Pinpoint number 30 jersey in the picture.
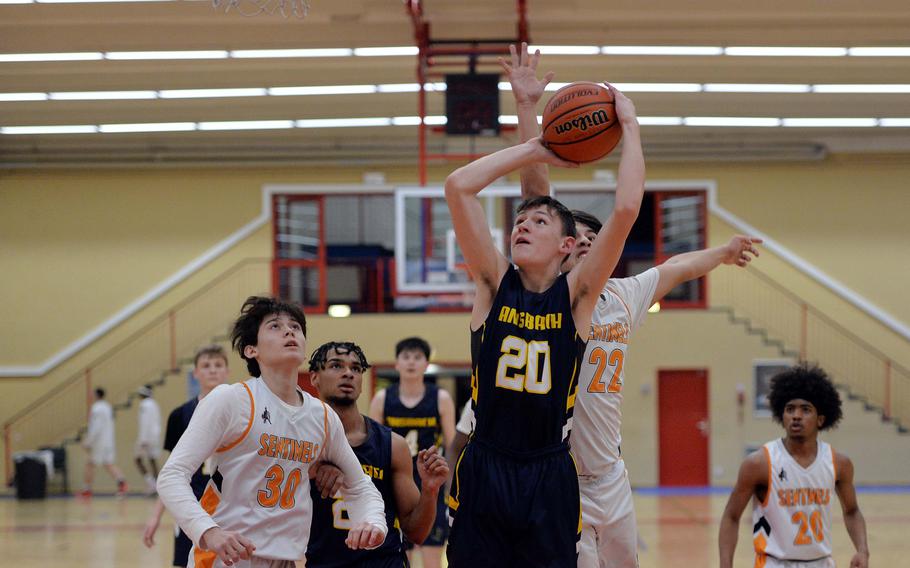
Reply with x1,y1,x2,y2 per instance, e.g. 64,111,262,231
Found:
471,265,585,456
570,268,659,477
752,438,836,562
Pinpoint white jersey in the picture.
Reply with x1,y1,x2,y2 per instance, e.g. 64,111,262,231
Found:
752,438,836,562
571,268,659,477
136,397,161,447
158,377,387,563
455,400,474,436
85,400,115,450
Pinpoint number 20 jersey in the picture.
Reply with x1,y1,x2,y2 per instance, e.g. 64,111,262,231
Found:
471,266,586,456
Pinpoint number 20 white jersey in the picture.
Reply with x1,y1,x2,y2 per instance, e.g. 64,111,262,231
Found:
570,268,659,477
752,438,836,562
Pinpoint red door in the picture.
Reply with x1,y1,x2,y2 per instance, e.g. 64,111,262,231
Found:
658,369,709,486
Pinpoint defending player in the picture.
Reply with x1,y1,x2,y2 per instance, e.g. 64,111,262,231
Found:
307,341,449,568
369,336,455,568
443,73,644,566
718,365,869,568
157,297,387,568
503,42,763,567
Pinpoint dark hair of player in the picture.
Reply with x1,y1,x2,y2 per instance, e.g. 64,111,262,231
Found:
395,336,431,359
768,364,843,431
230,296,307,377
194,344,228,367
516,196,578,239
571,210,603,235
95,387,105,399
308,341,371,373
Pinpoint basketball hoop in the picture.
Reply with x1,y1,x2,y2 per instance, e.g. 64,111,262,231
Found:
212,0,309,18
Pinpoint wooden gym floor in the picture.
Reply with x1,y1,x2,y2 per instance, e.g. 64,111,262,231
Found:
1,489,906,567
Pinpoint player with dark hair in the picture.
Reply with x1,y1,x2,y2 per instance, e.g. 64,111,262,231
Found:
719,365,869,568
158,296,387,568
369,336,455,568
442,50,645,565
307,341,449,568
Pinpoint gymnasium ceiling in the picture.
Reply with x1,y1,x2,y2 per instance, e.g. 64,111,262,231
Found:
2,0,910,167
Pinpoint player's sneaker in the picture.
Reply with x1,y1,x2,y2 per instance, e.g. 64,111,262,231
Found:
78,489,92,498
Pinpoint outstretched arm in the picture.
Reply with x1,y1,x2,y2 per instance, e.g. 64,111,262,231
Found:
500,42,555,198
569,86,644,334
653,235,762,304
445,139,577,327
834,454,870,568
719,450,768,568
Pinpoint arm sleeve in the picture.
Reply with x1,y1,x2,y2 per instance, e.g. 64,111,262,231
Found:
455,401,475,435
322,408,387,536
608,268,661,331
156,385,249,547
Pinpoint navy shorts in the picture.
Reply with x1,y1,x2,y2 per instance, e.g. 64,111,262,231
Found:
446,440,580,568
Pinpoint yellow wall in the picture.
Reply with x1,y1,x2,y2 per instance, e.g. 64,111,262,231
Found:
3,154,910,489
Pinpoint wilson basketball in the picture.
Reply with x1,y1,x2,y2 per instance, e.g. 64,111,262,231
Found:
542,82,621,163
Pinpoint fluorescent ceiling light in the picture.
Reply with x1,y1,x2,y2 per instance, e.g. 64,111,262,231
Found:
197,120,295,131
498,115,519,125
269,85,376,96
530,45,600,55
327,304,352,318
638,116,684,126
0,0,33,4
880,118,910,127
296,118,391,128
613,83,701,92
99,122,196,133
50,90,157,100
0,93,48,101
0,52,103,62
848,47,910,57
160,88,267,99
685,117,781,127
353,47,418,57
36,0,173,3
813,84,910,93
423,115,447,126
704,83,811,93
725,46,848,57
782,118,878,127
106,51,229,60
391,116,422,126
231,48,353,58
602,46,723,56
377,83,421,93
1,125,97,134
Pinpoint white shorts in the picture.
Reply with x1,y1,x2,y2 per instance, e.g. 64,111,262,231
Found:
187,549,296,568
578,460,638,568
90,444,115,466
134,440,161,460
758,555,835,568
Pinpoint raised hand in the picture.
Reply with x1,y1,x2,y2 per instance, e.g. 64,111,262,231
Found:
200,527,256,567
605,83,638,125
722,235,763,267
500,42,555,106
416,446,450,492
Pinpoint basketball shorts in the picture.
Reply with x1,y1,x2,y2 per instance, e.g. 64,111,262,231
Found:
755,555,835,568
135,440,161,460
446,440,580,568
577,460,638,568
90,443,115,466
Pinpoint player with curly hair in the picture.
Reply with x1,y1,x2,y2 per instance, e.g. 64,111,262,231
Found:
719,364,869,568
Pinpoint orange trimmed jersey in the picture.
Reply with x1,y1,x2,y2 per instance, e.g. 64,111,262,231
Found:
752,438,836,564
470,266,585,455
570,269,659,476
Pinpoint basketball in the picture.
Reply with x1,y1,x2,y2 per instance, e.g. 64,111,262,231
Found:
542,81,621,163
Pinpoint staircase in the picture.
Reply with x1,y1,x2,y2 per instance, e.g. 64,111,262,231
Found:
712,265,910,434
3,258,270,485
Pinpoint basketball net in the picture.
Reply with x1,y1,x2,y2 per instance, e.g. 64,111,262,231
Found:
212,0,309,18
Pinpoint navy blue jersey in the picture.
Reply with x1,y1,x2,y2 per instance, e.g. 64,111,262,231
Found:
470,265,585,456
164,398,210,500
307,416,405,568
383,383,442,459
